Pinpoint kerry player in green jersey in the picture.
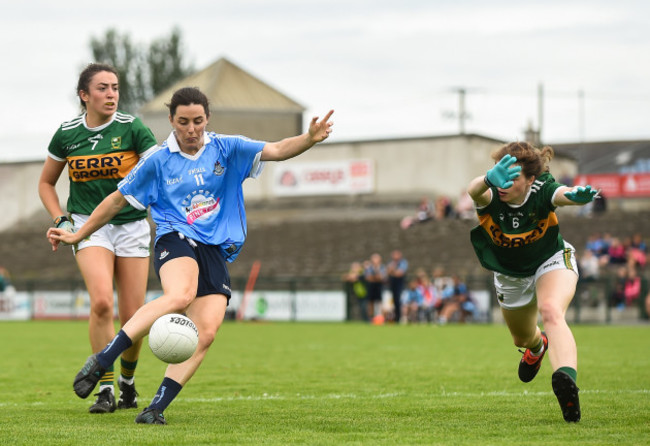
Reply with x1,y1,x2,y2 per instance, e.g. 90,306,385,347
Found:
468,141,598,423
38,63,158,414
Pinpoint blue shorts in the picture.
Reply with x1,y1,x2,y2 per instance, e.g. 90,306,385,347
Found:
153,232,232,301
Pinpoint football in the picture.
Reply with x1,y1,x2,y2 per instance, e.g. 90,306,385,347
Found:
148,313,199,364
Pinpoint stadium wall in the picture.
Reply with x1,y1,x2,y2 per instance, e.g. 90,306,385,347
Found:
0,160,68,232
0,134,578,231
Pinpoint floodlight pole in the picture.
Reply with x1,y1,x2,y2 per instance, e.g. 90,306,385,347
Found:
578,89,585,142
538,83,544,144
458,88,466,135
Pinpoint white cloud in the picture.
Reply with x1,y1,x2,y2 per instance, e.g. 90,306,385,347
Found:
1,1,649,161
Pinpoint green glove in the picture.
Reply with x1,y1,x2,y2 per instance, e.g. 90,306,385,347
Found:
564,185,598,204
485,154,522,189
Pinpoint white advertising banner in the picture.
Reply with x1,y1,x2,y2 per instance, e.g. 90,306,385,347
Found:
2,289,344,321
0,288,30,320
273,159,374,196
230,290,346,321
33,290,94,319
31,290,164,320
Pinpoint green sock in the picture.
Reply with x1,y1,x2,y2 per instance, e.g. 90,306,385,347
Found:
98,365,114,390
120,358,138,384
557,366,577,383
531,337,544,356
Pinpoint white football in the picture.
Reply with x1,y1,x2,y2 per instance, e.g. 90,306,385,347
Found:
148,313,199,364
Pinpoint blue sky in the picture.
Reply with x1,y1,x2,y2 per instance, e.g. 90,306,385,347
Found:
1,0,649,161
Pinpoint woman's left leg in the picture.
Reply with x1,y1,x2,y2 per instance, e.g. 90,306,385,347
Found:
536,268,581,422
535,269,578,370
134,294,227,425
114,256,149,362
164,293,228,385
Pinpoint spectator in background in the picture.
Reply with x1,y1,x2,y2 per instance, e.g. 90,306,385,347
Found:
607,237,627,265
343,261,369,322
596,232,614,266
611,267,627,308
585,232,605,256
578,250,600,282
455,190,476,220
592,190,607,214
559,172,573,187
623,265,643,308
611,264,642,309
387,250,408,323
434,195,453,220
364,253,387,319
0,266,10,292
431,266,454,302
438,274,475,324
402,278,424,323
627,234,647,268
413,267,439,323
630,233,647,253
400,196,433,229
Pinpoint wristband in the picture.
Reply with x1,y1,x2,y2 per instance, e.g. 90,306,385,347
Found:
484,175,494,188
54,215,69,228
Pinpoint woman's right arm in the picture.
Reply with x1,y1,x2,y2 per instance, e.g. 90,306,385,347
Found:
38,157,67,219
467,175,492,207
47,190,128,250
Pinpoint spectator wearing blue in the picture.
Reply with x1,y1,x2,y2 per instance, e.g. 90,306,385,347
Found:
387,250,408,323
402,278,424,323
364,253,387,320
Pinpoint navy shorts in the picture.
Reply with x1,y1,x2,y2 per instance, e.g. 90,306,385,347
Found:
153,232,232,301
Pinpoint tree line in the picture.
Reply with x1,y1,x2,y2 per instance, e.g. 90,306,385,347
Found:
89,27,194,114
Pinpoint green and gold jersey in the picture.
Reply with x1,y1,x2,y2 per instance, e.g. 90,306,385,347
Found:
470,172,564,277
48,111,157,225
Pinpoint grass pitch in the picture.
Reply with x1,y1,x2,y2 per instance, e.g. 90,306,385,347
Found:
0,321,648,445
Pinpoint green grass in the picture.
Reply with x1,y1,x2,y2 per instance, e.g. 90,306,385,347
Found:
0,321,648,445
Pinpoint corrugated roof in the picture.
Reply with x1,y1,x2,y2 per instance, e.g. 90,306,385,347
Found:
553,140,650,174
140,57,305,114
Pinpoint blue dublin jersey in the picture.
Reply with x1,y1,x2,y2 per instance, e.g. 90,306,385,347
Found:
118,131,265,261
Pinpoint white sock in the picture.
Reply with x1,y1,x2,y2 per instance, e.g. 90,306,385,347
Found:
99,384,114,394
119,376,134,385
531,340,545,356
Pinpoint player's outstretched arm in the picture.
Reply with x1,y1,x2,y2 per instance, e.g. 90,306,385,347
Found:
554,184,599,207
261,110,334,161
467,175,492,207
47,190,128,251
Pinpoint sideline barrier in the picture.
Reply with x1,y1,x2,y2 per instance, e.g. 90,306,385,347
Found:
1,276,645,323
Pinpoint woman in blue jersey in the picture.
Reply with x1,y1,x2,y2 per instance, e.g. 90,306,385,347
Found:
468,141,597,422
39,63,158,414
47,87,334,425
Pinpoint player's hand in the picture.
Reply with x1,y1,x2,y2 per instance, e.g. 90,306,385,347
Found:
485,154,522,189
47,227,81,251
307,110,334,144
48,217,79,251
564,185,599,204
54,216,77,246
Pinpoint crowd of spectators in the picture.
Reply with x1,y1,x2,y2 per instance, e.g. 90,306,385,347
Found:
579,232,648,310
343,251,476,324
400,193,476,229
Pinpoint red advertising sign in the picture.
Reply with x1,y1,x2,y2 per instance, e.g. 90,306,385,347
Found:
573,173,650,198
